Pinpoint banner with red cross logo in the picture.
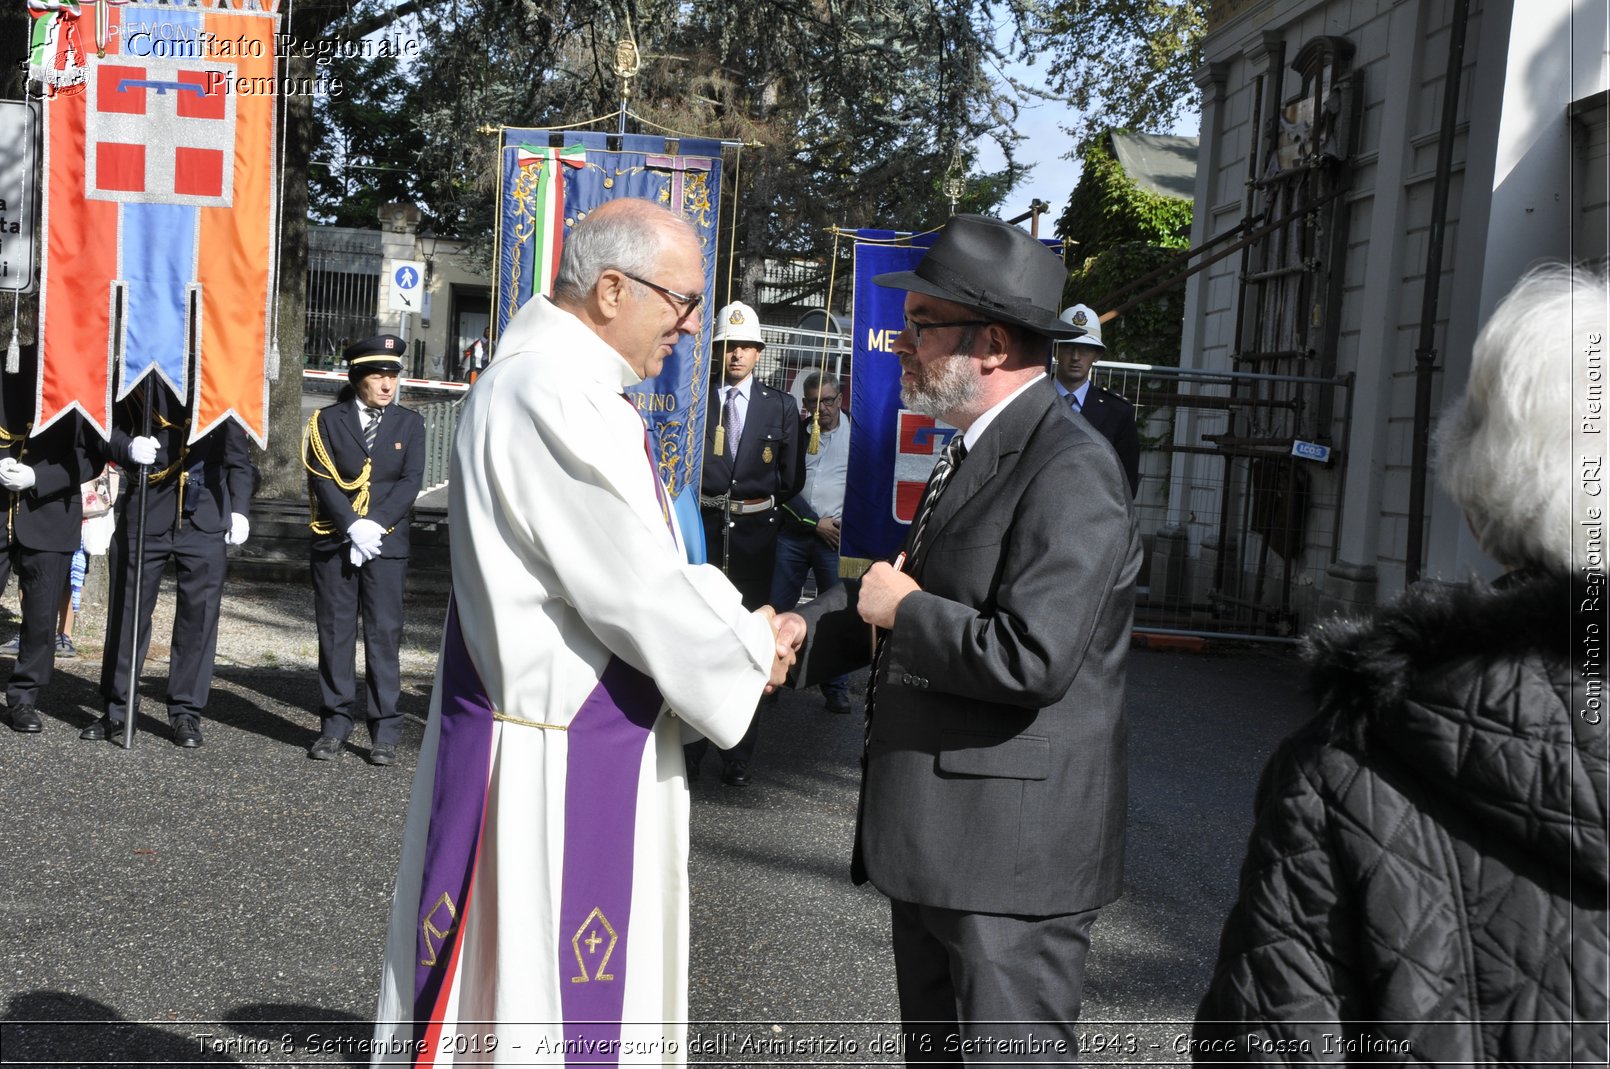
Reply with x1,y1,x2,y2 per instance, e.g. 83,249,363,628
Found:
38,0,279,444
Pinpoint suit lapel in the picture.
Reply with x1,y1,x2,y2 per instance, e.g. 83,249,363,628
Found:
925,381,1052,538
331,399,366,458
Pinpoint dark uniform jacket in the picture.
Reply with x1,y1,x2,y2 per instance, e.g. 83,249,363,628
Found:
699,378,804,583
1194,570,1608,1064
700,378,803,507
1077,383,1140,497
796,380,1142,916
109,385,253,535
305,398,426,557
0,349,100,552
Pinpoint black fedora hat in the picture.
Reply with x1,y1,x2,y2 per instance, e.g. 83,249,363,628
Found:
873,215,1084,340
343,334,407,378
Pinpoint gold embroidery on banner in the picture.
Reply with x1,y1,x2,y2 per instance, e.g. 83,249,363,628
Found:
569,907,619,983
419,892,457,967
492,711,569,731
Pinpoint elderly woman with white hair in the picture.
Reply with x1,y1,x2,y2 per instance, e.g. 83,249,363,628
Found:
1192,265,1608,1064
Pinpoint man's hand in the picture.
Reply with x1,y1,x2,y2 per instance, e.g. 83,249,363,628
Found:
815,515,841,550
756,606,805,692
0,459,36,492
857,561,918,630
127,436,159,466
348,545,367,568
348,518,385,560
225,512,251,546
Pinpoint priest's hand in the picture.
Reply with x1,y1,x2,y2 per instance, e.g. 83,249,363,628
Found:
756,607,801,692
857,562,918,630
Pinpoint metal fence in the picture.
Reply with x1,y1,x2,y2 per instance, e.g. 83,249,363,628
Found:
412,398,462,492
1094,361,1353,640
305,229,382,370
755,323,853,396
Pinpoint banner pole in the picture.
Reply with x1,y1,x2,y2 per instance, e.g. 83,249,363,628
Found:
118,392,151,750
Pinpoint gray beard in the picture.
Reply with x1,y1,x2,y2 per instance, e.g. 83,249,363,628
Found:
901,352,980,418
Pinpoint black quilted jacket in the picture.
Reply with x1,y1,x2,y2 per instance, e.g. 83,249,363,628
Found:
1194,570,1608,1064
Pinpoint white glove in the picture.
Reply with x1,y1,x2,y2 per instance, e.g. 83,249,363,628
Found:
349,544,367,568
127,436,159,466
225,512,250,545
0,459,36,492
347,518,385,558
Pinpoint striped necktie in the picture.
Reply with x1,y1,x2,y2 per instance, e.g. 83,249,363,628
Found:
723,387,743,453
904,434,967,572
864,434,967,736
1069,391,1082,413
363,405,382,451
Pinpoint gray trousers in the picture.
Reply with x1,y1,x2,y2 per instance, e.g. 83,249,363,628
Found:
890,897,1099,1065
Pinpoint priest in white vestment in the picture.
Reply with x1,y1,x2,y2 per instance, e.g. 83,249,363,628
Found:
372,200,786,1066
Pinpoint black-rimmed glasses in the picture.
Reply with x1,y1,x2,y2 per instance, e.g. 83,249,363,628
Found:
902,315,992,345
621,271,703,320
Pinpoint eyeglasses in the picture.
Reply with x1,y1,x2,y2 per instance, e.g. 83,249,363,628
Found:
620,271,703,320
902,315,992,346
803,395,840,408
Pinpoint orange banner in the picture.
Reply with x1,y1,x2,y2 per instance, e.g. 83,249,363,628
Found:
37,1,279,445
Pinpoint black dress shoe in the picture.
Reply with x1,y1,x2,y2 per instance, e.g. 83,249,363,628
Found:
8,704,41,733
172,717,203,748
367,746,396,767
308,736,343,761
721,761,752,787
79,717,125,741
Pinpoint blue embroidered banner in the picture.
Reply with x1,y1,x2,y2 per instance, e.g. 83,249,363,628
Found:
495,131,725,560
840,229,1066,570
841,233,943,569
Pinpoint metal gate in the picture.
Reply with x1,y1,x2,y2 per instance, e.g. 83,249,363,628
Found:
1097,361,1353,640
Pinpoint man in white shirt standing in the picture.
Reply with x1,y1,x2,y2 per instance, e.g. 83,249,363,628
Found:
771,370,853,714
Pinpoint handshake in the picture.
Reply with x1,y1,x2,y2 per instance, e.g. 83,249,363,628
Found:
756,607,808,691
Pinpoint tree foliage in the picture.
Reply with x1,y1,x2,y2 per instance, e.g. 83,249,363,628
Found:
309,0,1036,307
1061,135,1191,365
1024,0,1207,143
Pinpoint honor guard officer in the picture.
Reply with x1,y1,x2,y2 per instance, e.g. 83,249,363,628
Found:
79,382,254,747
303,335,425,766
1052,304,1140,497
0,344,103,734
689,300,803,786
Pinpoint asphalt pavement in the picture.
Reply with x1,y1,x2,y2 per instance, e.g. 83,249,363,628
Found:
0,575,1313,1067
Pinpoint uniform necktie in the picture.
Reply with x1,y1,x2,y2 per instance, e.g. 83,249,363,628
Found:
363,405,382,451
723,387,743,454
864,433,967,736
1069,392,1083,413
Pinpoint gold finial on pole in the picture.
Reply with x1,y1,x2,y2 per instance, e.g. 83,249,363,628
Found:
942,144,966,215
614,18,642,137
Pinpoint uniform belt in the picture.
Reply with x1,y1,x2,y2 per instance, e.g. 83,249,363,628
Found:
699,494,775,515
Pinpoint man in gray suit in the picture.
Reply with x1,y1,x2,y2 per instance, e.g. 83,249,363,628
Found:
775,215,1142,1061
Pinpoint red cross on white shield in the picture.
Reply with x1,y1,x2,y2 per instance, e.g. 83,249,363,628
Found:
84,55,236,206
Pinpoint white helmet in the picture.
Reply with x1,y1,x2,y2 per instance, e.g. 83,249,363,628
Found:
1059,304,1104,348
712,301,766,348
